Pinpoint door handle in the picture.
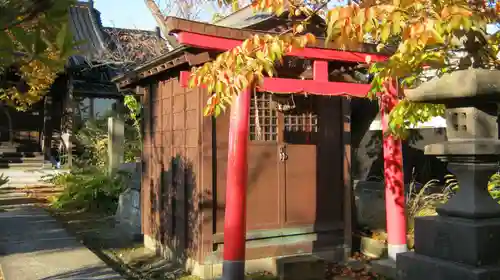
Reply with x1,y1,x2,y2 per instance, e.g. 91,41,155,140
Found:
279,146,288,162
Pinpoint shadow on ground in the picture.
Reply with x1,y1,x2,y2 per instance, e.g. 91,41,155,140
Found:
0,208,80,256
0,205,124,280
40,265,123,280
49,208,190,279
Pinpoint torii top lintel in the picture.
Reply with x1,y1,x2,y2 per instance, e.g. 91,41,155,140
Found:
165,17,389,63
167,17,390,97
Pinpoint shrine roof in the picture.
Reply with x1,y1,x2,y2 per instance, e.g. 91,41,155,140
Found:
213,5,279,28
213,4,325,29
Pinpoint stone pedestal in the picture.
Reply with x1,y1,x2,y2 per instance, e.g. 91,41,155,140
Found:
115,161,142,240
414,216,500,265
398,252,500,280
397,69,500,280
398,213,500,279
108,117,125,175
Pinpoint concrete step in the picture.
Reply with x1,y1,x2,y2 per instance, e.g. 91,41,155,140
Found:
0,169,68,188
4,182,54,187
1,174,54,181
0,192,28,198
0,162,45,169
3,183,54,189
1,169,65,176
0,156,45,163
0,147,18,153
0,152,44,158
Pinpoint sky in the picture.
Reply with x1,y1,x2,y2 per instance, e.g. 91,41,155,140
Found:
94,0,158,30
95,0,500,34
94,0,214,30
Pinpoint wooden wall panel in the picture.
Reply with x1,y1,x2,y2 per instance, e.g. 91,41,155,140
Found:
141,76,206,263
141,85,152,237
199,96,215,263
160,80,174,245
151,82,162,242
141,74,350,264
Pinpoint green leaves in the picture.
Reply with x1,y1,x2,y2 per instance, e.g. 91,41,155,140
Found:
380,24,391,42
387,99,445,138
55,23,76,59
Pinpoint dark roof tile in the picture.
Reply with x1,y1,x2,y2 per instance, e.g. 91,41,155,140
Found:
101,27,170,68
67,2,107,67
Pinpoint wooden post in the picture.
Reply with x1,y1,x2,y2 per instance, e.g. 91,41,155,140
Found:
342,97,353,260
381,79,407,260
42,95,53,163
66,75,74,168
222,88,251,280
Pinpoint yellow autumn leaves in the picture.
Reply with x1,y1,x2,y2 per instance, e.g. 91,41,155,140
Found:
188,0,499,138
190,33,315,116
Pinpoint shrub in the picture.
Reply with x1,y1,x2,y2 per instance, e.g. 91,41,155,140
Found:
488,173,500,201
74,111,141,168
75,118,109,167
406,178,452,235
44,168,130,213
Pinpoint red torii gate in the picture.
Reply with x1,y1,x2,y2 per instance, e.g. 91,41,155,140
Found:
176,30,406,279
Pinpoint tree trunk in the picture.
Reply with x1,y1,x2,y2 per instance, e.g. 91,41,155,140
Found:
144,0,176,49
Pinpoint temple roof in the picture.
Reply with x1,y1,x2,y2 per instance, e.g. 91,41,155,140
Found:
67,2,170,71
67,2,107,67
101,27,170,70
66,1,172,96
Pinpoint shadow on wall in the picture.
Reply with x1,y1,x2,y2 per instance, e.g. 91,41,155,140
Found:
147,154,225,267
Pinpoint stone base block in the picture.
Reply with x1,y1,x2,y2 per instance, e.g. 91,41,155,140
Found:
371,258,396,279
397,252,500,280
414,216,500,266
144,234,344,279
277,255,326,280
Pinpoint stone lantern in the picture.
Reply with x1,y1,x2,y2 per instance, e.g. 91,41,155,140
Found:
397,69,500,279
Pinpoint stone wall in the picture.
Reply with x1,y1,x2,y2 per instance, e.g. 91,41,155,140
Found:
115,161,142,240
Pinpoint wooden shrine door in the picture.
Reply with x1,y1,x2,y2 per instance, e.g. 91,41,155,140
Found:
216,93,345,237
278,95,344,231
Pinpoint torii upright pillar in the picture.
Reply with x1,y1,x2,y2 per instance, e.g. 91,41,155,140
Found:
381,79,408,261
222,88,252,280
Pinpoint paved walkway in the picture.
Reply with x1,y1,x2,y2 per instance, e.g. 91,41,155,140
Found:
0,205,123,280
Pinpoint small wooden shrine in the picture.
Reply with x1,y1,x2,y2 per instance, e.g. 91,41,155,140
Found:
114,8,392,278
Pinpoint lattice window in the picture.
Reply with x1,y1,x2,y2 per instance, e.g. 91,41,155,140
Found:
284,113,318,133
284,96,318,133
283,96,319,144
250,93,277,141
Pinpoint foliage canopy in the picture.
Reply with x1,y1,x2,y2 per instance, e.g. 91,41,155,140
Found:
0,0,76,110
189,0,500,138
